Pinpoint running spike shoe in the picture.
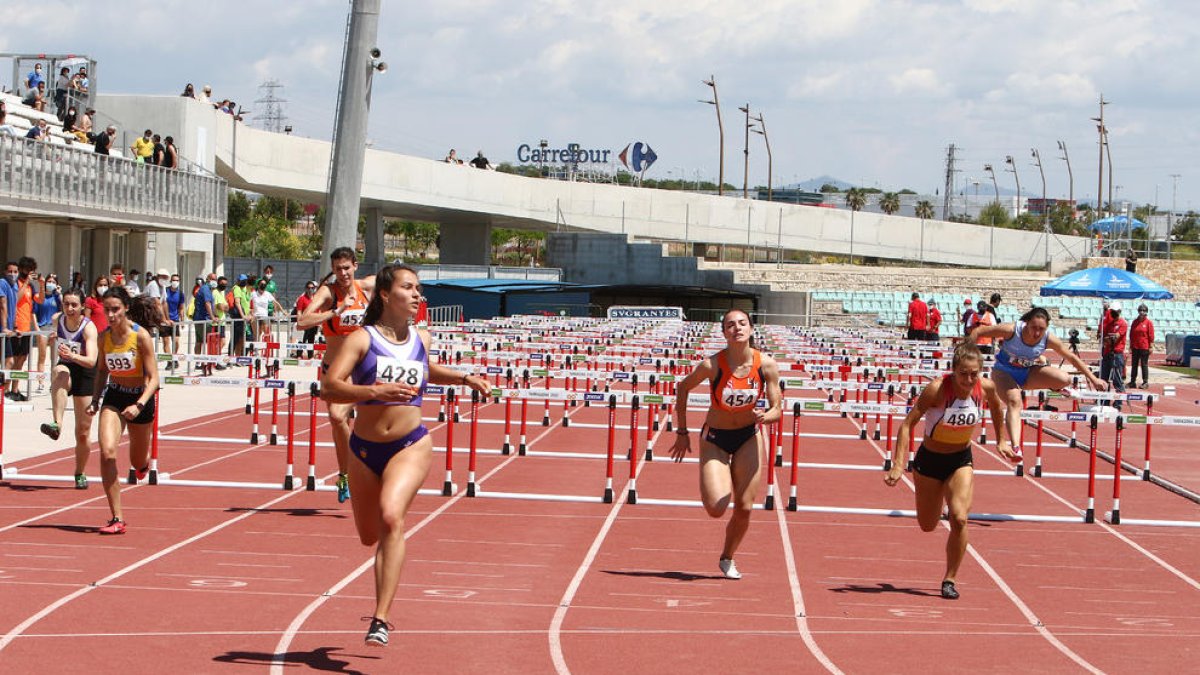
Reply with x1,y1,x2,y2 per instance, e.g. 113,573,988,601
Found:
99,518,126,535
336,473,351,503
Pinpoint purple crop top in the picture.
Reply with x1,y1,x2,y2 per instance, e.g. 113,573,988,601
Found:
350,325,429,406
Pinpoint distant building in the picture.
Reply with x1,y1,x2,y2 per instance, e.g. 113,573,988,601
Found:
1026,198,1076,217
756,188,825,205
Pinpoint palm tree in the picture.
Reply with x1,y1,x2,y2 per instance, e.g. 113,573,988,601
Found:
845,187,867,211
914,200,935,220
879,192,901,215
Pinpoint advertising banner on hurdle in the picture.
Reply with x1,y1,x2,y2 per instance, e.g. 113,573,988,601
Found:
606,306,685,320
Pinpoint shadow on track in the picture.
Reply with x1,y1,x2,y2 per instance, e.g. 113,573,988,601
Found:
601,570,726,581
0,483,70,492
18,523,100,534
829,582,940,597
213,646,378,673
224,507,348,519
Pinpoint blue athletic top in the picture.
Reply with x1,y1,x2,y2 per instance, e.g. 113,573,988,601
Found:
995,319,1049,370
350,325,428,406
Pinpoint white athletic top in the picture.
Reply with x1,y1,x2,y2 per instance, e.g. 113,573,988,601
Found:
924,375,984,447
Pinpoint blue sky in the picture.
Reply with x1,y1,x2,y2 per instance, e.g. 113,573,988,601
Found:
6,0,1197,212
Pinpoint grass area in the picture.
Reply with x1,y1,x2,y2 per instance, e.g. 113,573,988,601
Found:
1155,365,1198,378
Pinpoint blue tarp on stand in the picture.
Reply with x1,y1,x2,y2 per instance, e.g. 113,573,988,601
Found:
1087,215,1148,234
1039,267,1175,300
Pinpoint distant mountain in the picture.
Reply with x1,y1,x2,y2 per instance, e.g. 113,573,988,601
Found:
789,175,855,192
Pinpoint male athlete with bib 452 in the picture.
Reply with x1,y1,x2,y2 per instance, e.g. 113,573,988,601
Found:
296,247,376,503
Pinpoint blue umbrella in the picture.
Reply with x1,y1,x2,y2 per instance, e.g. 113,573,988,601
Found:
1087,215,1148,234
1039,267,1174,300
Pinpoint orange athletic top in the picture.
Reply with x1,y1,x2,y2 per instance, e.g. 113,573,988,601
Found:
710,350,764,412
322,280,369,338
15,279,37,332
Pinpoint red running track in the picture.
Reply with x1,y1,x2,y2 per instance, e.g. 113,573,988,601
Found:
1,386,1198,674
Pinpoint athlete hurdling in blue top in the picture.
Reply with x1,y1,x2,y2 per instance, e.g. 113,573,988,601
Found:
321,264,491,648
967,306,1107,454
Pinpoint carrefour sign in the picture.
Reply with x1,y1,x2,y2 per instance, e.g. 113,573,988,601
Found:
517,142,612,164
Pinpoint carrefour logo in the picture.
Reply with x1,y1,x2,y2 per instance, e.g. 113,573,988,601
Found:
619,142,657,173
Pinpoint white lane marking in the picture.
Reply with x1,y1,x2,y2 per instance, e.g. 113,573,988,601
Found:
154,572,303,582
409,559,549,568
848,414,1105,674
217,562,293,569
200,550,338,559
0,482,308,653
4,554,73,559
4,542,134,550
436,538,567,548
775,499,846,674
432,571,505,578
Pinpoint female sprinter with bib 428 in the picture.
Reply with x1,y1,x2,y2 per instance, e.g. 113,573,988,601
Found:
671,309,782,580
322,264,491,647
884,342,1014,599
88,287,162,534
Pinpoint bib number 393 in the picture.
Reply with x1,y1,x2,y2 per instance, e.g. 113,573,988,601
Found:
106,351,135,373
377,358,424,387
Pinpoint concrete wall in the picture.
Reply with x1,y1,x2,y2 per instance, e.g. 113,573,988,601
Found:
96,94,1096,269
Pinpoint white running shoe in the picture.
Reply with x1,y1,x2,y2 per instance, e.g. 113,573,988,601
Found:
719,558,741,580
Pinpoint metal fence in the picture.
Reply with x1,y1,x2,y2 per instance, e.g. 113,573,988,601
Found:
0,135,226,230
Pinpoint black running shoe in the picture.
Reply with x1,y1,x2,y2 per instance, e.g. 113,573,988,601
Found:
364,617,390,647
941,580,959,600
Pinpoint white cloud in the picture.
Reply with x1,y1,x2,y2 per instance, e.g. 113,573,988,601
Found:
890,68,941,95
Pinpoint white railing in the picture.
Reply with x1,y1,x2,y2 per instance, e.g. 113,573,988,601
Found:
0,135,226,230
427,304,464,325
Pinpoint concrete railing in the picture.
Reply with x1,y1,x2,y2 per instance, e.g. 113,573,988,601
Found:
0,134,226,232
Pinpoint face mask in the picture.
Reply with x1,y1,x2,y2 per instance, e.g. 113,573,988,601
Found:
6,273,17,283
96,285,109,295
113,275,124,284
46,283,57,293
170,281,180,289
208,280,218,289
218,283,228,291
264,274,272,280
238,280,246,287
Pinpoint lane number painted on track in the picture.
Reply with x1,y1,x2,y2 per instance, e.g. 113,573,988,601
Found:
423,589,477,599
888,608,943,619
188,579,248,588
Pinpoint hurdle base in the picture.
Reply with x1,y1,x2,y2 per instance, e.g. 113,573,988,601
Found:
1084,508,1095,524
126,468,138,485
872,430,881,441
774,453,783,468
763,494,775,511
1015,463,1024,477
149,469,159,486
787,495,798,511
1108,509,1121,525
883,458,892,472
442,480,457,496
518,442,527,456
562,416,570,428
284,475,295,491
438,412,446,422
858,428,867,440
603,487,614,504
270,433,278,446
501,442,511,456
249,433,259,445
1142,469,1151,481
1032,465,1043,478
467,482,477,497
306,475,317,491
244,404,252,415
627,487,638,504
541,416,550,427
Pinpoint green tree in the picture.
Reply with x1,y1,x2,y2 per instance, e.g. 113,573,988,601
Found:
819,183,842,193
914,200,935,220
977,202,1011,228
844,187,867,211
227,214,304,259
227,190,252,229
879,192,901,215
398,221,440,261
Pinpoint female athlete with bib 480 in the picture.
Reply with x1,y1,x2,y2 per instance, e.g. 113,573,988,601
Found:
297,246,376,503
671,309,782,580
322,264,491,647
885,342,1014,599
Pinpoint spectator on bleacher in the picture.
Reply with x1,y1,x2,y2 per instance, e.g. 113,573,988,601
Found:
1129,304,1154,389
25,63,44,92
151,134,164,165
1100,301,1128,393
197,85,213,106
906,292,928,341
62,106,80,137
83,275,110,333
131,129,154,164
986,293,1002,319
70,271,86,295
927,300,942,342
72,68,89,94
161,136,178,169
23,81,48,112
444,148,458,163
144,268,166,302
54,66,71,118
93,125,116,155
0,106,17,137
181,83,196,98
76,108,94,141
25,118,50,141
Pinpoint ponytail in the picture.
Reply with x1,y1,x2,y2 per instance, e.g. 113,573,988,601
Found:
362,264,419,327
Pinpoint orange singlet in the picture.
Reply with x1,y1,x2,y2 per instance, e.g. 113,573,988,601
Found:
322,280,369,338
710,350,764,412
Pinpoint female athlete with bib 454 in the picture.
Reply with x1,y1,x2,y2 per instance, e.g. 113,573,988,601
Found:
671,309,782,580
297,247,376,503
322,264,492,647
885,342,1014,599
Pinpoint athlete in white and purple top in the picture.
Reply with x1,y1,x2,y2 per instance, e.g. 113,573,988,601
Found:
321,264,492,648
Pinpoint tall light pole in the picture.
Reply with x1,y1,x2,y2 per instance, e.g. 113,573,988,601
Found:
1005,155,1021,219
751,112,772,202
1032,148,1049,265
700,77,724,195
322,0,385,263
738,103,751,199
984,164,999,204
1170,173,1182,233
1091,94,1108,218
1057,140,1074,221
